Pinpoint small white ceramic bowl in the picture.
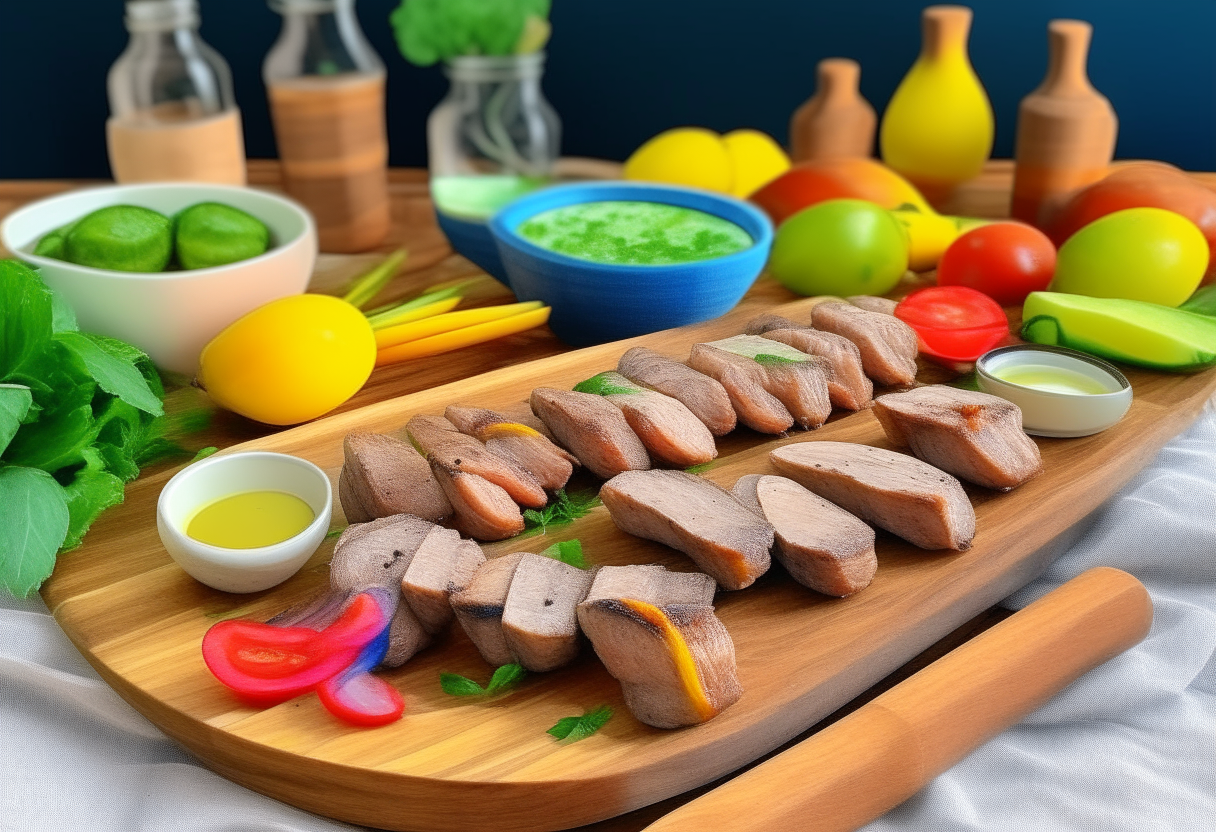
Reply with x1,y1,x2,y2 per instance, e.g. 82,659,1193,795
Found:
976,344,1133,438
0,182,317,375
157,451,332,593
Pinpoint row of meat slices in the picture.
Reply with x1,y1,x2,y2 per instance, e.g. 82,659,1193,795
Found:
339,298,929,542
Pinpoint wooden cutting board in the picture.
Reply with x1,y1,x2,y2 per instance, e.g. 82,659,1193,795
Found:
39,295,1216,832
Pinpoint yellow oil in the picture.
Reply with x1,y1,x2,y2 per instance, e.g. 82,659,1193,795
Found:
993,364,1111,395
186,490,314,549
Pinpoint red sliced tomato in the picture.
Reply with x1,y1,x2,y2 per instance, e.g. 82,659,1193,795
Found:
895,286,1011,363
201,589,394,707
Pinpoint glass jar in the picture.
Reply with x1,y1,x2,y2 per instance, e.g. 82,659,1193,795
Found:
106,0,246,185
428,53,561,221
264,0,390,253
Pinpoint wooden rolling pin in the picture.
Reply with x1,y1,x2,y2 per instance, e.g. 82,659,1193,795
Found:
644,566,1152,832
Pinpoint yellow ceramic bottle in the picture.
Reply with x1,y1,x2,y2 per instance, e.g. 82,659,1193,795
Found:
880,5,994,207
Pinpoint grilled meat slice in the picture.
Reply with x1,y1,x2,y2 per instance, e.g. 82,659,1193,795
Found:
617,346,737,436
530,387,651,479
811,301,919,387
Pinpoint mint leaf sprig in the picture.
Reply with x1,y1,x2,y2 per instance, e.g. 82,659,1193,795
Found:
522,488,601,536
548,705,614,742
440,663,527,697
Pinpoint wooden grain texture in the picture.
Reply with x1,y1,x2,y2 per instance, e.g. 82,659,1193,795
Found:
37,292,1216,832
643,566,1153,832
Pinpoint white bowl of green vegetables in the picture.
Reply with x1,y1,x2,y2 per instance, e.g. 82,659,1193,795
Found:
1,183,317,375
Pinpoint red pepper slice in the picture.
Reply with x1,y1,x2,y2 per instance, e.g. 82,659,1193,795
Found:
895,285,1011,363
201,589,394,707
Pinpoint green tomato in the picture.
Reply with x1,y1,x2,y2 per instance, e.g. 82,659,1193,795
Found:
1050,207,1207,307
768,199,909,297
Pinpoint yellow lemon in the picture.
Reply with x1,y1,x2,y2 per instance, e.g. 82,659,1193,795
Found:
722,129,790,197
623,127,733,193
198,294,376,425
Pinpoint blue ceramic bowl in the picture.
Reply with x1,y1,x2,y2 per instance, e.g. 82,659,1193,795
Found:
434,210,510,283
489,182,773,346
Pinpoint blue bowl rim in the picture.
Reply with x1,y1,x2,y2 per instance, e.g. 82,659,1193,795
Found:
488,181,774,274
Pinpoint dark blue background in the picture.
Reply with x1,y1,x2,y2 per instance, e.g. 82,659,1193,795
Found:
1,1,1213,178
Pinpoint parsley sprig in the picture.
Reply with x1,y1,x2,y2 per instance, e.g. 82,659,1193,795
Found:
547,705,614,742
440,663,527,697
522,488,601,535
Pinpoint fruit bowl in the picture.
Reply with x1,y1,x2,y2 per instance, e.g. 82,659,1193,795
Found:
0,182,317,374
489,181,773,346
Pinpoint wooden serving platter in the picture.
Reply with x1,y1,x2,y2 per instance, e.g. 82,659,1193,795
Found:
40,296,1216,832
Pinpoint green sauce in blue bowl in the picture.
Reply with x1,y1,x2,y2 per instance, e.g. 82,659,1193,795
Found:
490,182,773,346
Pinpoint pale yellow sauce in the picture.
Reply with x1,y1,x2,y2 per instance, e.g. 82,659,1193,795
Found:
992,364,1112,395
186,490,314,549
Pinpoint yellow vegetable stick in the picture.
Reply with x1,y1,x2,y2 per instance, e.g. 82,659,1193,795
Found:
368,296,461,331
375,306,551,366
374,300,546,350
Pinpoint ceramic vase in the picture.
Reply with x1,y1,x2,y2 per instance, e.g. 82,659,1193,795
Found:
789,58,877,162
879,5,994,208
1011,20,1117,228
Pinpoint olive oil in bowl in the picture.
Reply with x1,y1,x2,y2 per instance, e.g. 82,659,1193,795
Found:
186,490,315,549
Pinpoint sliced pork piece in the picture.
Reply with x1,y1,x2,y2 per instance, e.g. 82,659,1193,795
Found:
339,433,452,524
873,385,1043,491
617,346,737,436
330,514,438,666
429,459,524,541
585,564,716,607
732,474,877,597
400,528,486,634
497,400,559,440
577,599,742,729
811,301,919,387
600,470,773,590
688,343,793,434
573,371,717,468
450,552,527,667
847,295,899,315
770,441,975,551
692,336,831,430
530,387,651,479
745,316,874,412
406,414,547,509
501,553,596,672
445,404,578,491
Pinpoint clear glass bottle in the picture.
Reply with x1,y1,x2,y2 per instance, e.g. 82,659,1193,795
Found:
428,53,561,220
264,0,390,253
106,0,246,185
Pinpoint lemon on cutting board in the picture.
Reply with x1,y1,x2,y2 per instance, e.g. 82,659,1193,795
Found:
624,127,789,198
722,129,790,197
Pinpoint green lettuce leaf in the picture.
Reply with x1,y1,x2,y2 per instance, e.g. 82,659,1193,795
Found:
0,466,70,597
54,331,163,416
60,448,125,551
0,384,33,455
0,260,55,380
3,403,96,473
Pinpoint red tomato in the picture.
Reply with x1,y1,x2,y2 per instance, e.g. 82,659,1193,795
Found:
1048,165,1216,284
895,286,1010,363
936,222,1057,306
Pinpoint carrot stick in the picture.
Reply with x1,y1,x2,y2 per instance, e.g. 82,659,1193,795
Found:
374,301,546,350
375,306,551,365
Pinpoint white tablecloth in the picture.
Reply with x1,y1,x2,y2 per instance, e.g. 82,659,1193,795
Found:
3,403,1215,832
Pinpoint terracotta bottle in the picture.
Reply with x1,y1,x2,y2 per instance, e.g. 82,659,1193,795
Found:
879,5,994,208
790,58,877,162
1011,20,1117,228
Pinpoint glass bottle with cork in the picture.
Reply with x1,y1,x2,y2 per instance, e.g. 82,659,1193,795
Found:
106,0,247,185
264,0,391,253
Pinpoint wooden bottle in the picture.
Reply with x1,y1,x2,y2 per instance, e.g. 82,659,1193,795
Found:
879,5,994,208
1011,20,1118,228
789,58,877,162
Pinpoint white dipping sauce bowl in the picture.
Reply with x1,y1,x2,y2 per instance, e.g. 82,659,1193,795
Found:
977,344,1133,438
157,451,332,593
0,182,317,375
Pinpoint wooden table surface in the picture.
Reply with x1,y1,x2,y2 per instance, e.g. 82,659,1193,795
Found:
2,159,1207,832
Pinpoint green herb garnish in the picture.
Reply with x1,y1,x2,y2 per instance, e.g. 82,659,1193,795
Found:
390,0,552,67
684,460,717,475
547,705,613,742
324,525,348,541
540,539,587,569
440,663,527,696
0,260,175,597
753,353,803,367
522,488,601,535
572,372,637,397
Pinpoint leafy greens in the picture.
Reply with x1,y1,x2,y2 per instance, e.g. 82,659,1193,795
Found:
0,260,169,597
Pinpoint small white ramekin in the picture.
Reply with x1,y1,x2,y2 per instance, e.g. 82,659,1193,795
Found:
156,451,332,593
